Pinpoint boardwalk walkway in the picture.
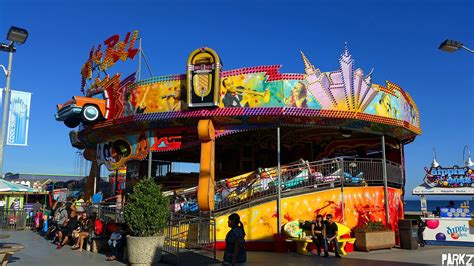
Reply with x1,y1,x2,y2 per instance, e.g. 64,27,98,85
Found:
1,230,472,265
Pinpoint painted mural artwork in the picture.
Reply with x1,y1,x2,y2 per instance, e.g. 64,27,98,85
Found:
60,42,421,167
365,82,419,127
115,45,419,131
219,74,274,108
129,79,185,114
283,80,320,109
96,132,150,169
215,187,404,242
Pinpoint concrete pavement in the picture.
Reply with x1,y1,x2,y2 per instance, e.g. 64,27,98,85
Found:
0,230,124,266
1,230,472,265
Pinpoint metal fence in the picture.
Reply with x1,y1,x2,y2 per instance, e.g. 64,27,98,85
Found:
170,157,403,214
84,204,124,223
163,213,216,265
0,209,35,231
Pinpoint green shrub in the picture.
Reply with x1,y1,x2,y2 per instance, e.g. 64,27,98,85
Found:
124,177,169,237
353,221,389,233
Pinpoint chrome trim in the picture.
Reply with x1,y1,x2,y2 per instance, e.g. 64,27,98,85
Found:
55,104,82,121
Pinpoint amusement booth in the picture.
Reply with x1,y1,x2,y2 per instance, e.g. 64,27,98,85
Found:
55,31,422,253
413,147,474,246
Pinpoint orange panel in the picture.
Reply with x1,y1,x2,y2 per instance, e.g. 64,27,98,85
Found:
197,119,215,211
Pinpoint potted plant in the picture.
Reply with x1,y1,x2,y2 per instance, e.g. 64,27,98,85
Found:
354,221,395,252
124,177,169,265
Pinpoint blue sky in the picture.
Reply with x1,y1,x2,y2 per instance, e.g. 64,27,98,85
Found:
0,0,473,199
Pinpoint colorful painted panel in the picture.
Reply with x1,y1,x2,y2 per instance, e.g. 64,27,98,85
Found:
119,45,419,131
220,73,280,108
365,83,419,127
129,79,185,114
215,187,403,242
96,132,149,170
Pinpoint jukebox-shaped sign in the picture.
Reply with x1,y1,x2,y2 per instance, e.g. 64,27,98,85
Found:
186,47,222,107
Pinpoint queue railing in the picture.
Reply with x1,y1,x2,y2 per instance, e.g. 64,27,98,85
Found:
0,209,35,231
163,212,216,265
170,157,403,214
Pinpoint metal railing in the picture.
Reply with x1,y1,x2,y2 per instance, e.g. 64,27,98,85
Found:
170,157,403,214
0,209,35,231
163,213,216,265
85,203,125,223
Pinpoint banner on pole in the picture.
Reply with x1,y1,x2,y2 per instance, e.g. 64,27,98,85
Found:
7,90,31,146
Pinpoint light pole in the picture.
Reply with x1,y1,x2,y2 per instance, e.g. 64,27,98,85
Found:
439,39,474,54
0,26,29,178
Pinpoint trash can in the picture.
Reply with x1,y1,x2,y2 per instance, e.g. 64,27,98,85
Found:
398,219,418,250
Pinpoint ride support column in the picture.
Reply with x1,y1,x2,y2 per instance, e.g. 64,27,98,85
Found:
85,160,99,200
197,119,215,211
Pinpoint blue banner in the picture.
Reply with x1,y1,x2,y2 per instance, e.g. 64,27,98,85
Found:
6,90,31,146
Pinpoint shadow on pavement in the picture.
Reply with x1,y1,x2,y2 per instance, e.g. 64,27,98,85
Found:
161,252,221,265
159,252,432,266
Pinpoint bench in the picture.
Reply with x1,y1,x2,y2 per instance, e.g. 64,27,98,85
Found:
86,220,109,253
86,237,109,253
285,236,355,256
337,237,355,255
285,237,313,255
86,221,123,253
283,221,356,256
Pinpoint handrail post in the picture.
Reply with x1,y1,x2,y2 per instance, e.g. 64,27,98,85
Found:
339,158,345,224
399,142,405,189
381,135,390,226
276,126,281,236
213,217,216,260
177,220,180,265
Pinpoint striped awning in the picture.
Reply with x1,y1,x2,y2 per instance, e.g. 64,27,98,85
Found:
0,179,38,193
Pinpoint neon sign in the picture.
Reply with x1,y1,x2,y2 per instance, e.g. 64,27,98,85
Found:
424,166,474,188
81,30,139,93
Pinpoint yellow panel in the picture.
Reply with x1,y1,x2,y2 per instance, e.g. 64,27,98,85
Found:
215,187,404,242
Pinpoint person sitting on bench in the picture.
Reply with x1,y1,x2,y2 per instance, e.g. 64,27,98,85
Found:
311,214,326,256
324,214,341,258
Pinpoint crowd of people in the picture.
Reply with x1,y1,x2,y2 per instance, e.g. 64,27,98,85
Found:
33,197,126,262
27,194,339,265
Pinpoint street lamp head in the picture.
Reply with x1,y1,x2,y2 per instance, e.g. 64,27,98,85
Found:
7,26,28,45
439,39,463,53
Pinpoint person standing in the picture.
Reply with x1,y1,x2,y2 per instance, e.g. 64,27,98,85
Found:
103,190,125,221
324,214,341,258
223,213,247,266
32,199,42,213
311,214,326,256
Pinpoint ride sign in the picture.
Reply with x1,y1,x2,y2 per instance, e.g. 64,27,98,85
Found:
424,165,474,188
81,30,139,93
